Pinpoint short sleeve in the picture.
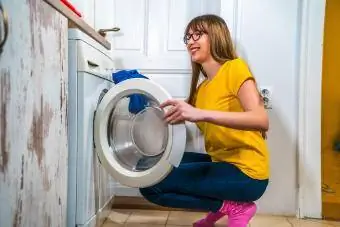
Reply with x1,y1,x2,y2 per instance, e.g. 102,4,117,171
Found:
229,59,255,96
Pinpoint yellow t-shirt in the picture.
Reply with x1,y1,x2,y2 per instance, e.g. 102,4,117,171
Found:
194,58,270,180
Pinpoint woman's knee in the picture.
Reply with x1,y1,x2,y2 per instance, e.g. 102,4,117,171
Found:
139,187,155,198
245,179,269,202
139,186,166,206
139,185,164,199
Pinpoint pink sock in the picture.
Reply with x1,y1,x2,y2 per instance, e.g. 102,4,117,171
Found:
193,201,257,227
224,201,257,227
193,211,225,227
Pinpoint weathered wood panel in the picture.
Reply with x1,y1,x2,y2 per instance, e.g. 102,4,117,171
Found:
0,0,68,226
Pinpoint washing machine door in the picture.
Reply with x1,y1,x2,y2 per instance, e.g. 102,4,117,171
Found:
94,78,187,188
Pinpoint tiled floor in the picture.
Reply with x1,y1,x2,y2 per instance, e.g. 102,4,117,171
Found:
101,209,340,227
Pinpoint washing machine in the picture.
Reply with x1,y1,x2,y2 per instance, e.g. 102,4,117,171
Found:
67,28,187,227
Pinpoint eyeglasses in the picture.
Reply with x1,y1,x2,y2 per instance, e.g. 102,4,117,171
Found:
183,31,205,45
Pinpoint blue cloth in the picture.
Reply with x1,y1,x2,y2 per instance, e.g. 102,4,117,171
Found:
139,152,269,212
112,70,149,114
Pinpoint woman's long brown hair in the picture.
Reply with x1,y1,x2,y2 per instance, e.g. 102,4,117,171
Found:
185,14,238,105
184,15,268,139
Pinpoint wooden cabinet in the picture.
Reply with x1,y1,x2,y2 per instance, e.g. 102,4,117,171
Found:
0,1,68,226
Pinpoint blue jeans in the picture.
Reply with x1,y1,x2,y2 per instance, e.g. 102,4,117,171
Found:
139,152,269,212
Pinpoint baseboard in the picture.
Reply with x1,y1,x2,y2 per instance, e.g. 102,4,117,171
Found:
111,196,199,212
114,185,142,197
97,195,116,226
111,185,200,212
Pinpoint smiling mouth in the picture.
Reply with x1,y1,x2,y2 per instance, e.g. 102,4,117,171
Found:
190,47,200,54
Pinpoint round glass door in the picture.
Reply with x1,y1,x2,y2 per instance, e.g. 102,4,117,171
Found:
94,78,187,188
108,97,168,171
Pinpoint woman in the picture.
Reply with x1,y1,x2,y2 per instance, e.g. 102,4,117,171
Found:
139,14,270,227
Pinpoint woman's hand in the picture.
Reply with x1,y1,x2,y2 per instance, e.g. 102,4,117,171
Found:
160,99,204,124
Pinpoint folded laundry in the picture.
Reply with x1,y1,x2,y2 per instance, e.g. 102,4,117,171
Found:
112,70,149,114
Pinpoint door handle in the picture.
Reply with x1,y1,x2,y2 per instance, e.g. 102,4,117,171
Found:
98,27,120,37
87,60,99,68
0,1,9,54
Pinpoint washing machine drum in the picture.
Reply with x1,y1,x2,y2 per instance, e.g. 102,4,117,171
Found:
108,98,168,171
94,78,186,188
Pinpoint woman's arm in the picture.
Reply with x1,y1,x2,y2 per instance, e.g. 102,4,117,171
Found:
161,79,268,131
199,79,269,131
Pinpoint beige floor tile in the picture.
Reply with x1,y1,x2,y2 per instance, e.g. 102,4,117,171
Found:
250,215,292,227
105,209,132,225
166,211,207,225
126,209,169,225
166,225,191,227
102,223,165,227
125,224,165,227
101,221,124,227
287,218,340,227
323,220,340,226
101,209,340,227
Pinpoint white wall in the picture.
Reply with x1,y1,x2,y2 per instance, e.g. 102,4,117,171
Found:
74,0,307,216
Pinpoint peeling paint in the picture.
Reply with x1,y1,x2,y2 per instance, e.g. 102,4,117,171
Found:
44,213,51,227
39,33,45,57
28,0,36,53
12,198,22,227
26,0,65,51
59,26,66,124
39,1,56,29
28,0,59,57
60,78,63,111
28,109,43,167
20,59,24,70
59,77,67,125
0,69,10,173
42,166,51,191
20,155,24,190
27,96,54,167
58,28,62,52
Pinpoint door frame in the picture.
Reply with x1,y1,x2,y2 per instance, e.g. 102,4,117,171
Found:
297,0,326,219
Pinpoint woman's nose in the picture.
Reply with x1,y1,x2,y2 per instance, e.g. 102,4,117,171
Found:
187,37,195,45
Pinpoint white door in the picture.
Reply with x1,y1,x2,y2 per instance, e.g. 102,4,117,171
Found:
93,77,187,188
94,0,222,71
92,0,300,215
